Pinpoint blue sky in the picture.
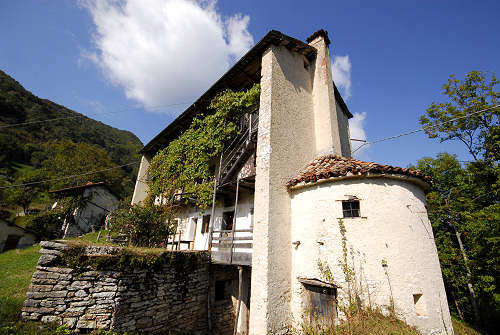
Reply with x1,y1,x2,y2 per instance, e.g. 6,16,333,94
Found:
1,0,499,167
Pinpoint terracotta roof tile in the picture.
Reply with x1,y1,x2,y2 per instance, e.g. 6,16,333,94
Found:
287,155,431,187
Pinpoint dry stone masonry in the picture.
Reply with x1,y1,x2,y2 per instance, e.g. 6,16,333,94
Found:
22,241,211,334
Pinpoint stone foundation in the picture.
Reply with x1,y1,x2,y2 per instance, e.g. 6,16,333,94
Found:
22,241,211,334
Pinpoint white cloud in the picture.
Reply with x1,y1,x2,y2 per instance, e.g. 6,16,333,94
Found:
331,54,367,157
226,14,253,60
349,112,370,158
80,0,254,111
331,55,351,100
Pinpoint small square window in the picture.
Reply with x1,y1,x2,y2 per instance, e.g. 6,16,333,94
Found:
342,200,360,218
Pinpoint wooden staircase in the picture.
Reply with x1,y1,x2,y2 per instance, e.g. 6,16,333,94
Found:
218,109,259,187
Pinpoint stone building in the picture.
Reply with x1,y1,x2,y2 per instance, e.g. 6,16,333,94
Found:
50,182,120,238
132,29,453,335
0,218,37,252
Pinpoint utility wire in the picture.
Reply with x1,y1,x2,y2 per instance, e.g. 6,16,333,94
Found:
0,102,191,129
352,104,500,154
3,106,497,188
0,162,140,189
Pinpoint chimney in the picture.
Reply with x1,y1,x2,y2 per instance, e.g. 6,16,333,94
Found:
307,29,351,157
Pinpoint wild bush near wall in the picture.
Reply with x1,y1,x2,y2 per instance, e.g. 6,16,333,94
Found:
107,203,176,248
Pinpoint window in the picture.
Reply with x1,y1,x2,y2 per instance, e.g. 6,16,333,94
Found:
215,280,228,301
413,294,426,316
222,211,234,231
342,200,360,218
173,219,180,232
250,207,254,229
201,215,211,234
186,217,197,241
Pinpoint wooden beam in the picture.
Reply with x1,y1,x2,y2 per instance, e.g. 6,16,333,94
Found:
212,229,253,233
230,178,240,264
212,236,253,241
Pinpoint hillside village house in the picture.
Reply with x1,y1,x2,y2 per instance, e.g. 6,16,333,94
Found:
132,30,453,335
0,218,37,253
50,182,120,238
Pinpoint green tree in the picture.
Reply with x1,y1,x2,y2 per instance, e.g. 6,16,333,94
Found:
4,169,46,214
39,140,127,197
417,154,499,330
418,71,499,331
108,203,176,248
420,71,499,161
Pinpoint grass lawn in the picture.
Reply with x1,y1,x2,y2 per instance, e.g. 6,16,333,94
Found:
0,244,40,323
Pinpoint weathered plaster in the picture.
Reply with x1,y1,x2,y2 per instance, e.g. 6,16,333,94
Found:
131,155,151,205
335,100,352,157
250,43,318,334
309,36,351,157
64,186,120,238
289,177,453,335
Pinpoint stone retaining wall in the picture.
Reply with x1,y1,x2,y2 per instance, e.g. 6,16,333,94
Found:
22,241,211,334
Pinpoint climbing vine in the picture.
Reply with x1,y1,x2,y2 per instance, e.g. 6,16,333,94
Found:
147,84,260,208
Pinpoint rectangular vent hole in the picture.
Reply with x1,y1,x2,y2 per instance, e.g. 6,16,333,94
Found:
413,293,426,316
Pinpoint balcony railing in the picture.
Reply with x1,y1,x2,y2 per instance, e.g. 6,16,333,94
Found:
210,229,253,266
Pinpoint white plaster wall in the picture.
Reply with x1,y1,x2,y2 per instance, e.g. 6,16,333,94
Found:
131,155,151,205
250,44,317,335
172,190,254,252
0,221,37,252
66,186,120,237
309,37,350,157
289,177,453,335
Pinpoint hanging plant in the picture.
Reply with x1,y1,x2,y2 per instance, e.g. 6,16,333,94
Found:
147,84,260,209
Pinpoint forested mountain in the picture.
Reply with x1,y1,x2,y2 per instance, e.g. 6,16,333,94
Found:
0,69,143,203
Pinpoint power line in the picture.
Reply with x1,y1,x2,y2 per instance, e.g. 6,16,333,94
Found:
0,102,191,129
352,104,499,154
0,162,140,189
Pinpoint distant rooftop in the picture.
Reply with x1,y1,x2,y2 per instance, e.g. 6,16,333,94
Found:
49,181,106,195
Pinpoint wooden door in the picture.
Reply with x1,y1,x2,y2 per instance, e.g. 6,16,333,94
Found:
305,284,337,324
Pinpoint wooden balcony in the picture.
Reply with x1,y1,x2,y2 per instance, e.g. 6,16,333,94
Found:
210,229,253,266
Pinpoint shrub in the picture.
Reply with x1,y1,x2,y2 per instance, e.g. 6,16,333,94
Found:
108,203,176,248
25,211,62,240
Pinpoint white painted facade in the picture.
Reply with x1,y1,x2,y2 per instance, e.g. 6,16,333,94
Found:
289,176,453,334
169,190,254,255
132,30,453,335
62,185,120,238
0,219,37,252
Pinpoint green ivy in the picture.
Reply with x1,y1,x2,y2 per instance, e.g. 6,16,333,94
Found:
147,84,260,209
